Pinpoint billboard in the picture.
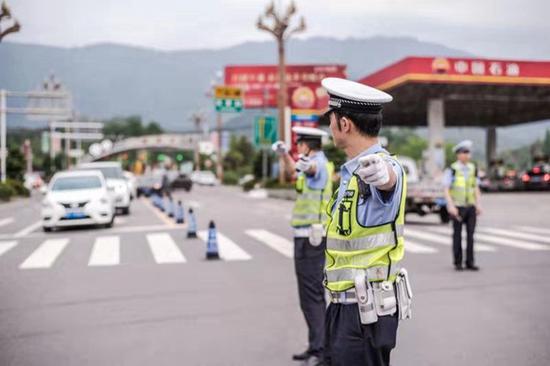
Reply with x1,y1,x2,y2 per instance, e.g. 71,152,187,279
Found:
224,64,347,109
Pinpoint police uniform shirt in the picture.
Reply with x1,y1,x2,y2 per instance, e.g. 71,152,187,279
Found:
334,143,404,225
442,162,480,189
293,151,329,237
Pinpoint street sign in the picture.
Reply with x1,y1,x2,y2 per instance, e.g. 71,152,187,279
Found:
214,86,243,113
254,116,278,147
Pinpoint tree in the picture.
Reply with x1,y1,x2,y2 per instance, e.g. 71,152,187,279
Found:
6,147,25,180
103,116,164,140
543,129,550,156
223,135,254,174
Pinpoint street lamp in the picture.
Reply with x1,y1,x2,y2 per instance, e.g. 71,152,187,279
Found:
257,0,306,183
0,1,21,42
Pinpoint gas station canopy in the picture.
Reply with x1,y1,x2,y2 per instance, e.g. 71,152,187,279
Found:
358,57,550,127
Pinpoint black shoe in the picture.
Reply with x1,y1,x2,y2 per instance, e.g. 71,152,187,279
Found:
292,350,311,361
466,264,480,271
454,264,463,271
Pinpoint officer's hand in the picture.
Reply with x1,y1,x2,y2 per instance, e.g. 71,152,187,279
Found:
295,155,313,173
447,204,459,218
475,204,482,216
271,141,288,155
356,154,390,187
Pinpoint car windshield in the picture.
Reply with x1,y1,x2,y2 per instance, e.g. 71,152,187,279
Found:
51,176,102,191
81,167,123,179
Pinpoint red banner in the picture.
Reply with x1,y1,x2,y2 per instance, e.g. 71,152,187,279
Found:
224,64,347,108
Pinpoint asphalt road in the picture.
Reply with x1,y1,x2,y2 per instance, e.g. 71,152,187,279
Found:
0,187,549,366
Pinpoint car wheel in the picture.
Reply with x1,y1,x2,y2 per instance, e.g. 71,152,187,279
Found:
43,226,52,232
121,206,130,215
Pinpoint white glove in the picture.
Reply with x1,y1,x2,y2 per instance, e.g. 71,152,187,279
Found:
271,140,288,155
295,155,313,173
356,154,390,187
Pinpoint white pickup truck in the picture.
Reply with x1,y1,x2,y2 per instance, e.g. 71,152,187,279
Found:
399,156,449,224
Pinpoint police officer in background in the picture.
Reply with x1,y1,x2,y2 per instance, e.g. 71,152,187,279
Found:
443,140,482,271
320,77,412,366
273,126,334,366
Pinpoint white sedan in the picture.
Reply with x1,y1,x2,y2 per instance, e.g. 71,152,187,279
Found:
41,170,115,232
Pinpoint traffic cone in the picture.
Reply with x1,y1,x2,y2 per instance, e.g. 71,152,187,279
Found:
167,197,174,218
206,220,220,260
187,208,197,238
175,200,185,224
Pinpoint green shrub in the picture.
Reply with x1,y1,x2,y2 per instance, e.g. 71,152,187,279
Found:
264,178,294,190
242,179,257,192
0,182,16,201
6,179,30,197
222,171,240,185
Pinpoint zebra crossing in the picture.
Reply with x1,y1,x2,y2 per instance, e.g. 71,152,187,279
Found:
0,225,549,271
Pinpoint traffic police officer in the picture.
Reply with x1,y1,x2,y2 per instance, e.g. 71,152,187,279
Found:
273,126,334,365
320,77,412,366
443,140,482,271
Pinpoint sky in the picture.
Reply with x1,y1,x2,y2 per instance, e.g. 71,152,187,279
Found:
5,0,550,59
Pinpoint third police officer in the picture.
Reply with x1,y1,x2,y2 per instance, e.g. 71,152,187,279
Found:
320,77,413,366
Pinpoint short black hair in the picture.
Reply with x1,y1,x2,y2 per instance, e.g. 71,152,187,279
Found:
328,108,383,137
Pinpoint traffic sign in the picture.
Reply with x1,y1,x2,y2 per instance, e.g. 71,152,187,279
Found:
254,116,278,147
214,86,243,113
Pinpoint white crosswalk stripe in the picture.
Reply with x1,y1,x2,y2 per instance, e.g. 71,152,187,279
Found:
19,238,69,269
405,239,439,254
478,227,550,245
146,233,186,263
0,241,18,257
0,217,14,227
198,231,252,261
406,227,496,252
89,236,120,266
245,229,294,258
514,226,550,236
424,226,549,251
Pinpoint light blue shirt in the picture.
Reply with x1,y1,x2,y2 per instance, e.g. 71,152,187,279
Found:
304,151,328,190
333,144,403,226
442,161,479,189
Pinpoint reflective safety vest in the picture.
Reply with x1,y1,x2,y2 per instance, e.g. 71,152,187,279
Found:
291,161,334,227
325,155,407,292
449,161,477,207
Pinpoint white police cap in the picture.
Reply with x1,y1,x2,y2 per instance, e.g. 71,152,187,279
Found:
292,126,328,141
321,77,393,113
453,140,473,153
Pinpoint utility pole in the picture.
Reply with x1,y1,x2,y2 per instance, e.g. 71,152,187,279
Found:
257,0,306,183
0,1,20,42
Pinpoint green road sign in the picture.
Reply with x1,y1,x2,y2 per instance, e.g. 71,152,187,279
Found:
215,98,243,113
254,116,278,147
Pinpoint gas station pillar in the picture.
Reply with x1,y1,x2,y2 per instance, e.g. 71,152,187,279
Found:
486,126,497,168
427,98,446,176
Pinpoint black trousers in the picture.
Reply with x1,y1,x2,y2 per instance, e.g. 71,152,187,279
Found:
294,236,327,356
452,205,477,266
325,303,398,366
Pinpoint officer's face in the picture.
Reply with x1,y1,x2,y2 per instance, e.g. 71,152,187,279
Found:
297,141,308,155
457,150,471,163
329,112,343,148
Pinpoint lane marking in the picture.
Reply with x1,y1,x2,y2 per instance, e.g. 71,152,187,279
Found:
19,238,69,269
514,226,550,236
245,229,293,258
198,231,252,261
88,236,120,266
146,233,186,263
13,221,42,238
406,228,496,252
141,198,176,228
0,217,14,227
0,241,18,257
423,226,549,251
479,227,550,245
405,240,438,254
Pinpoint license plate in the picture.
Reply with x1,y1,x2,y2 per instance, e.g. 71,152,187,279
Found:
64,209,86,219
531,176,541,182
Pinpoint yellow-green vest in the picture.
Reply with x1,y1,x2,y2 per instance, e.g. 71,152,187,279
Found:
449,161,477,207
325,155,407,292
291,161,334,227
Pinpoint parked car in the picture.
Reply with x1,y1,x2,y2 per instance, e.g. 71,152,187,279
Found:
190,170,219,186
77,162,132,214
41,170,115,231
170,173,193,191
